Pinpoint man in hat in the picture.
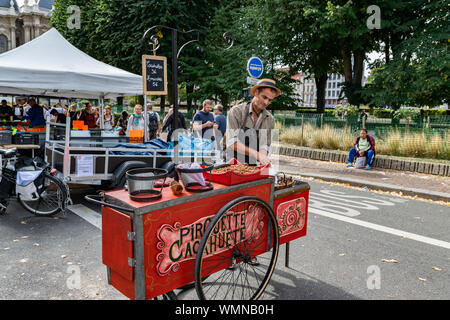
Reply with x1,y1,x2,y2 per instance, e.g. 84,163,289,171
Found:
226,78,281,165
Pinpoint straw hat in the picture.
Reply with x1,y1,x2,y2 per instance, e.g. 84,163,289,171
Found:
250,78,281,97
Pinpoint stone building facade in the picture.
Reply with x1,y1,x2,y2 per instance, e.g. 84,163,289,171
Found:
0,0,53,53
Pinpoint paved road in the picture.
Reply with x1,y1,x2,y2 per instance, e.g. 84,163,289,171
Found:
0,181,449,300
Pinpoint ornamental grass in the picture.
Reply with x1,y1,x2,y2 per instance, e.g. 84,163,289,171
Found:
279,122,449,160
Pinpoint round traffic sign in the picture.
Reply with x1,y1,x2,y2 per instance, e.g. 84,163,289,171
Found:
247,57,264,78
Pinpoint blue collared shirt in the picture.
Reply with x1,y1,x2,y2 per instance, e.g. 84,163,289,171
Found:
23,105,46,127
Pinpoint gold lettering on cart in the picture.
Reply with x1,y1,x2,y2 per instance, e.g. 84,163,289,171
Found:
156,205,265,276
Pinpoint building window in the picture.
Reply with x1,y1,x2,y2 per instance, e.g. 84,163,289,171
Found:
0,35,8,53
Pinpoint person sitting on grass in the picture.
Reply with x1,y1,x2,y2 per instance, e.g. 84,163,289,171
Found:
347,129,375,170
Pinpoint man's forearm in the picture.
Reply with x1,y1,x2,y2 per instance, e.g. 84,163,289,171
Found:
231,141,259,159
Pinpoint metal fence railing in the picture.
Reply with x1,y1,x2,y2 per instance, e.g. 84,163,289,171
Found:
274,113,450,131
276,113,450,160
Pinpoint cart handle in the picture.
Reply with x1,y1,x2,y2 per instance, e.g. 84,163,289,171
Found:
84,194,135,213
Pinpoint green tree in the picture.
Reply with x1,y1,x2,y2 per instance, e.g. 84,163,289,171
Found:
263,0,341,113
51,0,222,108
181,1,296,111
323,1,379,107
362,0,449,108
51,0,97,53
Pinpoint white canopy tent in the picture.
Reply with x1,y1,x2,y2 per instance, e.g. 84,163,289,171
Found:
0,27,152,134
0,28,143,99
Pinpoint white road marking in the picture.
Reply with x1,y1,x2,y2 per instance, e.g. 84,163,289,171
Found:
309,207,450,250
67,204,102,230
313,190,396,206
309,197,362,217
310,194,380,210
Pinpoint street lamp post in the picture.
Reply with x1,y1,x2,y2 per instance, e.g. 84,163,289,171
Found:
143,25,233,135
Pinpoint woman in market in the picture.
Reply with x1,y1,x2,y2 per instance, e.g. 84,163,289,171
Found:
78,103,97,129
126,104,148,140
115,110,129,135
93,107,100,126
97,105,115,130
69,104,78,119
161,106,187,142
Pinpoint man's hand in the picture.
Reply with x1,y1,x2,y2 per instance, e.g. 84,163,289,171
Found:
257,150,271,165
205,121,214,127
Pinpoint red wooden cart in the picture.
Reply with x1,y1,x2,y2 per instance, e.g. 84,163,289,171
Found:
86,172,310,300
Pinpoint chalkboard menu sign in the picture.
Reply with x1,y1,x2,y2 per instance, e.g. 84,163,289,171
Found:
142,55,167,95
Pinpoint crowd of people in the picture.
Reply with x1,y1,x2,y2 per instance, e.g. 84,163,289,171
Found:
0,98,226,141
5,80,377,171
2,79,377,173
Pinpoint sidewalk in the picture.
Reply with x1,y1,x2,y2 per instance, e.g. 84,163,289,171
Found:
276,154,450,203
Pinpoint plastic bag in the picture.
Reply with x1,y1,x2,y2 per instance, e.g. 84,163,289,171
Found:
169,133,213,157
355,156,367,169
177,163,206,186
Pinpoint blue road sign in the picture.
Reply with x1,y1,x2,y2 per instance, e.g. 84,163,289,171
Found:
247,57,263,78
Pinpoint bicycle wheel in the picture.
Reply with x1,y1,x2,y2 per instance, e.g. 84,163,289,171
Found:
195,196,280,300
18,172,67,217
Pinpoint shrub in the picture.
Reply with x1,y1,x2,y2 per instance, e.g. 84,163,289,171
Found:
373,109,394,118
279,127,307,146
426,133,443,158
333,104,359,117
393,107,421,121
399,132,427,157
374,130,401,156
338,127,355,151
279,122,449,160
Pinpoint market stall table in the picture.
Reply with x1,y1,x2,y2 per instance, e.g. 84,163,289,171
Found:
0,144,40,157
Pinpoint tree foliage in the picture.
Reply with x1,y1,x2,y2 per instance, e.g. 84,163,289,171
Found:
181,1,297,111
362,0,449,108
50,0,449,111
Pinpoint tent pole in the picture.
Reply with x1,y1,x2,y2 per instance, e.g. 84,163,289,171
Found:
63,113,71,179
99,96,104,130
144,95,148,142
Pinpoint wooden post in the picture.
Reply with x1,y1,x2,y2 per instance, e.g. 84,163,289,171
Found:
301,114,304,146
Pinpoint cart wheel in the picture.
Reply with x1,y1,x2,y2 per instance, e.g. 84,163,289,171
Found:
153,290,177,300
195,196,280,300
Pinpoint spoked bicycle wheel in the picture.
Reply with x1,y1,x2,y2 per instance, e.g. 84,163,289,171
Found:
195,196,280,300
18,172,67,217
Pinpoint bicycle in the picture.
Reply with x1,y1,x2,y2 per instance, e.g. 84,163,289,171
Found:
0,148,71,216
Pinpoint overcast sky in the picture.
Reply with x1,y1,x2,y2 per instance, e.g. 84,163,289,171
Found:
365,51,383,78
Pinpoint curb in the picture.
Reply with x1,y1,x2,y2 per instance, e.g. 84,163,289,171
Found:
283,171,450,203
275,146,450,177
